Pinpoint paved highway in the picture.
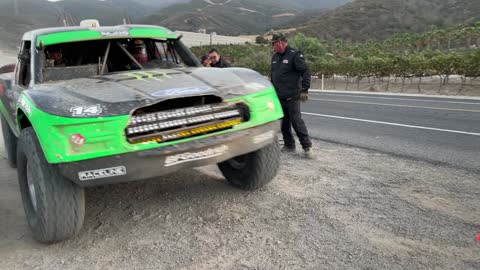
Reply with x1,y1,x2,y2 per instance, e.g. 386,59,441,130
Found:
302,91,480,172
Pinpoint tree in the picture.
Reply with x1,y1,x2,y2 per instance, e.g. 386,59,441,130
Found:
255,36,269,45
463,49,480,79
428,52,462,92
409,53,429,92
235,50,272,76
289,33,327,64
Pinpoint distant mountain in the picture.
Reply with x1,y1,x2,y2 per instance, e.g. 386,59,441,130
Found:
296,0,480,42
0,0,352,50
281,0,351,10
51,0,154,24
139,0,351,35
8,0,478,52
0,0,153,49
132,0,191,8
135,0,348,10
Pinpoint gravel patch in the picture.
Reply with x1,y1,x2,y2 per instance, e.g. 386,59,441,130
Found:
1,137,479,270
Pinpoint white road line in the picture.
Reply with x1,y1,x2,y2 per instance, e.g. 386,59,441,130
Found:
309,98,480,113
310,93,480,105
302,112,480,137
309,89,480,101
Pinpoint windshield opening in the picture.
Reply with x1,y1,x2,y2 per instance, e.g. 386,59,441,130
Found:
39,38,196,83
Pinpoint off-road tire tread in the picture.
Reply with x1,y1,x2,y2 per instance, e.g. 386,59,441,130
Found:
1,114,17,168
17,127,85,243
219,138,280,190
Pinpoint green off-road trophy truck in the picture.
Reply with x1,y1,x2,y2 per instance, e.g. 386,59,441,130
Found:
0,21,283,243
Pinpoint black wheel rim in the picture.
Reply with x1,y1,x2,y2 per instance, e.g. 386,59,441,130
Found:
26,161,38,213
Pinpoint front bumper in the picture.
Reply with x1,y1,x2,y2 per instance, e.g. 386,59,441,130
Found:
56,121,280,187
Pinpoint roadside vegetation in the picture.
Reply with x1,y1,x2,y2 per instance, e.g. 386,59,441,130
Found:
191,22,480,88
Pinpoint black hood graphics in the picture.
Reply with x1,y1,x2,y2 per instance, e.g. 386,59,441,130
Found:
26,67,272,117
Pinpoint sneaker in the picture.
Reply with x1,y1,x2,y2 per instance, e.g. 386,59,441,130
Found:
281,146,296,153
302,148,313,159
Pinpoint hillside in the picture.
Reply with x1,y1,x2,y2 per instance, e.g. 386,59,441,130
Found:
0,0,349,49
140,0,350,35
0,0,152,49
0,0,57,49
296,0,480,42
3,0,478,50
131,0,190,8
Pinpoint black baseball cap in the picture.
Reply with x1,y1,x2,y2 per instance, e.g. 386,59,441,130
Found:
271,32,287,43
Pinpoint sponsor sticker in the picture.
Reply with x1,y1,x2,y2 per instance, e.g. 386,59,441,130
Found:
152,86,212,97
165,145,228,167
253,131,275,144
100,31,130,37
78,166,127,181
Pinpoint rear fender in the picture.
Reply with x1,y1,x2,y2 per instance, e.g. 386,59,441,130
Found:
15,97,48,157
0,79,17,136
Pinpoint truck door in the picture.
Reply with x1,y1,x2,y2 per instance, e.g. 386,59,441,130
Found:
6,41,33,124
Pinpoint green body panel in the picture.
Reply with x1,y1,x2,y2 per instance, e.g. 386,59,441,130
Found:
36,30,101,47
36,28,177,47
128,28,177,39
0,100,14,130
16,87,282,164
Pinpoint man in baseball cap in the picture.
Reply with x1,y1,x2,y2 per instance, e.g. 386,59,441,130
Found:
270,32,313,158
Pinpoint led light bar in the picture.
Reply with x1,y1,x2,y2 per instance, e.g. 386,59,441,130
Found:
126,101,249,144
131,118,243,144
127,109,241,135
129,104,236,125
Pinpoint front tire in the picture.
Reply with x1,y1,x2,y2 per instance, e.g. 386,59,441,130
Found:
218,138,280,190
17,127,85,243
1,114,17,168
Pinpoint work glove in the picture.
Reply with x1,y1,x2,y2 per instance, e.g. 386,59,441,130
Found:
300,91,309,103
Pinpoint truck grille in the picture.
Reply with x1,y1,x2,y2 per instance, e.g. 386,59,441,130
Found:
126,101,250,144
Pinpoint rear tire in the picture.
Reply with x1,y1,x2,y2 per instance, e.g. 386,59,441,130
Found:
218,138,280,190
17,127,85,243
1,114,17,168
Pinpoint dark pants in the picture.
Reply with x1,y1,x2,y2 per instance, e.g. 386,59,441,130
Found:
280,98,312,150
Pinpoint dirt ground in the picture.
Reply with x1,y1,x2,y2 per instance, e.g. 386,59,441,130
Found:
1,126,479,269
0,50,15,67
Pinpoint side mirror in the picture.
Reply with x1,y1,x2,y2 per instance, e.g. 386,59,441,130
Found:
18,50,31,64
0,79,11,94
4,79,12,89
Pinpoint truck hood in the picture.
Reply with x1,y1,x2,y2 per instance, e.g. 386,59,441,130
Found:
26,67,272,117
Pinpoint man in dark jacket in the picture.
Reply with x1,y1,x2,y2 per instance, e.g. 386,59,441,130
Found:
270,32,313,158
208,48,231,68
